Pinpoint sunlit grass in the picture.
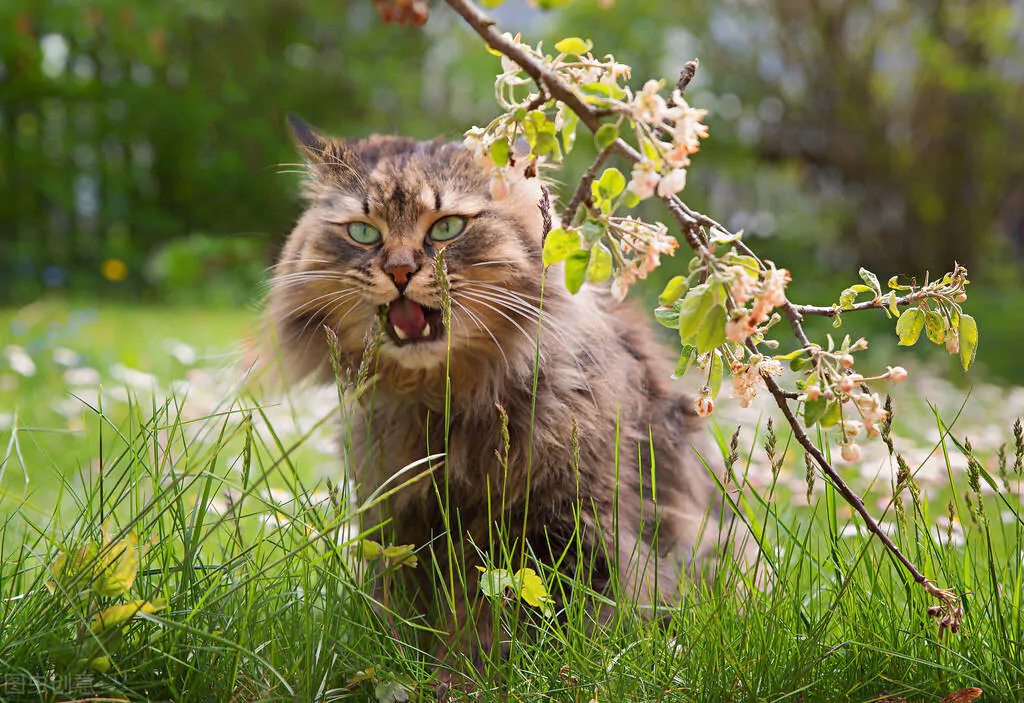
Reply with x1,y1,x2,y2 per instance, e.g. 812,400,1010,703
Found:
1,303,1022,701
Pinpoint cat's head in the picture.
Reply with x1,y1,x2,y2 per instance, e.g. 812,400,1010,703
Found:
268,115,549,390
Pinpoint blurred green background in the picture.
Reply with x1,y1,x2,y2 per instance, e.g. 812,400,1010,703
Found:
2,0,1024,377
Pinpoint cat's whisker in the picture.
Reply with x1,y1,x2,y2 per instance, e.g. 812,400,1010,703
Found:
266,258,336,272
450,298,510,370
454,293,547,359
458,289,603,406
286,290,362,345
457,287,555,327
462,280,546,303
469,259,520,268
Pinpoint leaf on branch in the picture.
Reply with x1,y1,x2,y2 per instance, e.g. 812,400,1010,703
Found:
594,123,619,150
564,249,591,294
490,139,509,167
896,308,925,346
587,242,613,283
709,351,724,398
542,227,581,266
596,168,626,199
859,267,882,296
959,314,978,371
677,284,713,343
924,310,945,345
554,37,593,56
804,396,827,427
561,110,579,154
672,344,697,378
659,276,688,307
655,301,682,329
695,305,727,354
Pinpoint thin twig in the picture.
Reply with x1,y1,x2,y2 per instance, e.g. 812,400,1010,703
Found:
562,144,614,225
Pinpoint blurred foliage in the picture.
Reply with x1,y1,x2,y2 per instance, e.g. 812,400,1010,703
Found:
2,0,1023,306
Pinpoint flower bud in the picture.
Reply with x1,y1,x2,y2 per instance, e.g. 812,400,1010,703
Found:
945,330,960,354
888,366,908,383
955,292,967,303
839,354,855,368
839,374,863,393
805,385,821,401
694,394,714,417
841,442,861,463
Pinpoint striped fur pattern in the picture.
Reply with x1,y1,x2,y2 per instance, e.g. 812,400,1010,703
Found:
266,116,743,670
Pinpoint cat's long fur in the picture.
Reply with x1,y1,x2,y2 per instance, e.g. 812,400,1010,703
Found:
266,117,745,669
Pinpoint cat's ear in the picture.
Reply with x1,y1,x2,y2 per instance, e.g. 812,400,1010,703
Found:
287,112,329,162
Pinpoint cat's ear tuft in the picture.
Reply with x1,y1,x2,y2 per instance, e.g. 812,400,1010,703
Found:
287,112,328,162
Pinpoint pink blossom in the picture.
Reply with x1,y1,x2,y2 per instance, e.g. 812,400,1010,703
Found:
726,312,753,344
627,164,661,200
804,384,821,401
656,168,687,197
888,366,908,382
726,265,758,305
839,354,854,368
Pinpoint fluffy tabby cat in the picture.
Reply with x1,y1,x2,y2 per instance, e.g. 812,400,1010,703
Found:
267,115,746,676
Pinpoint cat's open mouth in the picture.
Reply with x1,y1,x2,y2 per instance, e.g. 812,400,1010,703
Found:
385,296,444,346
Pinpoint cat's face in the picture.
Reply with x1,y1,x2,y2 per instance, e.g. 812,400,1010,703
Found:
269,117,548,383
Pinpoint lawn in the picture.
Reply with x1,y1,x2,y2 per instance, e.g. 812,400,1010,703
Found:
1,302,1022,701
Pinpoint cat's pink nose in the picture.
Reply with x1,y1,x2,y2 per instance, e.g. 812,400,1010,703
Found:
386,263,418,286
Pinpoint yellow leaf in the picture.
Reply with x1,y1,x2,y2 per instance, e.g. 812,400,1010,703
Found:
382,544,418,569
515,567,551,609
94,534,139,597
91,599,164,634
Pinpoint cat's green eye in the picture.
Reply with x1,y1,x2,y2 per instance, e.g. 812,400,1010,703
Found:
429,216,467,242
347,222,381,245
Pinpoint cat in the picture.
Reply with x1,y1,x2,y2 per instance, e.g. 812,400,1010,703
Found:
266,114,751,683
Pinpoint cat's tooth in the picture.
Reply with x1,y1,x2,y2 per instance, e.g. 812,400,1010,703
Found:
394,326,409,341
422,323,432,338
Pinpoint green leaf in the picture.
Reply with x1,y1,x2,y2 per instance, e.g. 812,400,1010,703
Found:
561,111,579,154
587,242,613,283
360,539,383,561
541,227,581,266
374,680,412,703
820,401,842,428
480,0,505,6
623,191,641,208
959,314,978,371
887,292,900,318
924,310,945,345
695,305,727,354
659,276,688,306
676,284,713,342
655,300,682,328
709,351,724,398
382,544,418,569
554,37,593,55
533,131,560,158
478,567,516,599
596,168,626,198
803,396,827,427
89,656,111,673
672,344,697,378
641,139,661,169
91,600,164,634
858,267,882,295
489,139,509,167
895,308,925,346
564,249,591,294
887,275,910,290
594,123,619,150
581,219,605,245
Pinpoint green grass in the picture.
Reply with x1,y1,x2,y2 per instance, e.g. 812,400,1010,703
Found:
2,302,1023,701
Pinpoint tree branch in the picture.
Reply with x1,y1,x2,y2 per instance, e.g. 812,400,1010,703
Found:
444,0,959,618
